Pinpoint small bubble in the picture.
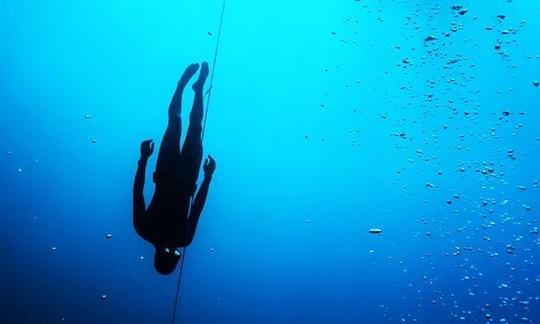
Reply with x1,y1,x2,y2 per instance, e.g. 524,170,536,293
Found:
100,294,107,300
105,234,112,239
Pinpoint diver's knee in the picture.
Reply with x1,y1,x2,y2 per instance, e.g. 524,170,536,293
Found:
168,115,181,127
169,111,181,120
187,123,202,136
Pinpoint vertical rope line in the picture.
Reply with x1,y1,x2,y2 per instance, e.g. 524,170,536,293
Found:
171,247,186,324
202,0,227,140
170,1,226,323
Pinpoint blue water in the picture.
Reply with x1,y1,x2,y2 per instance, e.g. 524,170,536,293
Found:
1,0,539,323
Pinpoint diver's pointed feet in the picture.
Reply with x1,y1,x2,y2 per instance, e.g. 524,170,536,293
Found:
179,63,200,86
192,62,209,91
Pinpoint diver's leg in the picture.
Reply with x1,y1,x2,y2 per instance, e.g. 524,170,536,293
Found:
155,64,199,175
179,62,208,188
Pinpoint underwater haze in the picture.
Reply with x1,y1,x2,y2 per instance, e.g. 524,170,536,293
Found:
1,0,540,323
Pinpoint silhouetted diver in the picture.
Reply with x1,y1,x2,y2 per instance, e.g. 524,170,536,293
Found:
133,62,216,275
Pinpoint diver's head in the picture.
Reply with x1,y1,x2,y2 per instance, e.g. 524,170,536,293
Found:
154,246,181,275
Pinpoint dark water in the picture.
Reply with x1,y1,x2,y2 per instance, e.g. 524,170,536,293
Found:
1,0,539,323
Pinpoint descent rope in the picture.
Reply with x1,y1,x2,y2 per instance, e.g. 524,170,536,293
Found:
170,1,226,323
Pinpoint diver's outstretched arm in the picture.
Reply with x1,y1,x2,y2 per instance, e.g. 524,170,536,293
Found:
188,156,216,234
133,140,154,234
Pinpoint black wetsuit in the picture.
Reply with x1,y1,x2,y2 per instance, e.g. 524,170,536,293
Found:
133,63,212,250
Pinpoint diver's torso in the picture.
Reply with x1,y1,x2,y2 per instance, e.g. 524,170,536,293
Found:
146,184,192,246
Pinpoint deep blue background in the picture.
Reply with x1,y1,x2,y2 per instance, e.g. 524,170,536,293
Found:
1,0,539,323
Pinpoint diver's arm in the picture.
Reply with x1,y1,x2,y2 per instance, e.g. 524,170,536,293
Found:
188,156,216,222
133,140,154,234
133,158,147,224
189,174,212,221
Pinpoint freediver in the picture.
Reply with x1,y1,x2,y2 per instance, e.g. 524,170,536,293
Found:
133,62,216,275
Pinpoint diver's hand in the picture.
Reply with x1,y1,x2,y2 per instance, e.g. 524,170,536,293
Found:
203,155,216,177
140,139,155,159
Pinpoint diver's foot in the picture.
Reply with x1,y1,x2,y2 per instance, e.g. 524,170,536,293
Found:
192,61,209,91
179,63,200,87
